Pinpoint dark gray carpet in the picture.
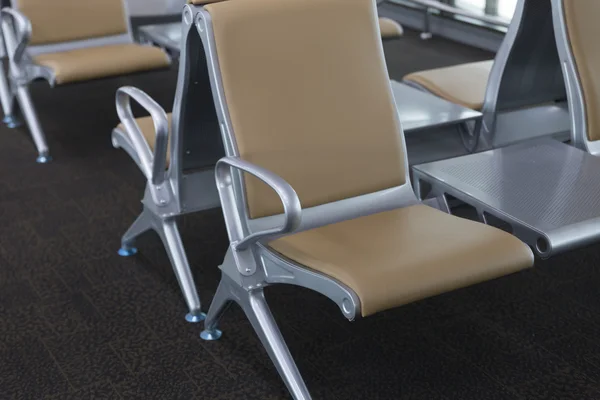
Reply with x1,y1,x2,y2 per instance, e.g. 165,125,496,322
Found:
1,29,599,399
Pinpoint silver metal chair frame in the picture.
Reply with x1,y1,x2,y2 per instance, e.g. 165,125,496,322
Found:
185,5,420,399
551,0,600,156
477,0,569,150
1,8,52,162
0,29,19,128
0,0,163,163
112,13,223,322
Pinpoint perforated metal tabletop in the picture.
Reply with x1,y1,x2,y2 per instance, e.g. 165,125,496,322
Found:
413,139,600,257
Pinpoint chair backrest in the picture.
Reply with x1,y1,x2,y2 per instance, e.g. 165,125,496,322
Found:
553,0,600,153
487,0,565,113
203,0,406,219
170,19,224,173
13,0,128,45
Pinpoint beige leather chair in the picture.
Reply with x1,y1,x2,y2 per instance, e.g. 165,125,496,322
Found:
109,0,400,326
403,59,493,110
1,0,171,162
180,0,534,398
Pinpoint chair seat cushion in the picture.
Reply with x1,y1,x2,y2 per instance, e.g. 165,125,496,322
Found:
116,113,172,166
379,17,403,39
268,204,533,316
34,44,171,85
403,60,493,110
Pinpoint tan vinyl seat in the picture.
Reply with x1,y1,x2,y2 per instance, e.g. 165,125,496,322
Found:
17,0,170,85
403,60,493,110
270,205,533,316
34,44,170,85
117,113,172,166
379,17,403,39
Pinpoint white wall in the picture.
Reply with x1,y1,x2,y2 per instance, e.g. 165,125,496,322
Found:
126,0,186,16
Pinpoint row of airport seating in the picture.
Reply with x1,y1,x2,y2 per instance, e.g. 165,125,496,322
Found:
116,0,600,398
1,0,599,399
121,3,532,400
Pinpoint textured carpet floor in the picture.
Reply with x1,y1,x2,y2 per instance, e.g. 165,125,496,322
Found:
2,29,600,399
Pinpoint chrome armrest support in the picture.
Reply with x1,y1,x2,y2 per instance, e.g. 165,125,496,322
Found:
115,86,169,186
215,157,302,252
1,8,31,66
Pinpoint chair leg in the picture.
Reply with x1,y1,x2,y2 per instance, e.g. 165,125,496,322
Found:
201,273,311,399
200,274,234,341
158,218,205,323
477,209,488,224
243,289,312,400
436,193,451,214
0,63,18,128
0,34,19,128
118,210,154,257
15,84,50,163
458,121,480,153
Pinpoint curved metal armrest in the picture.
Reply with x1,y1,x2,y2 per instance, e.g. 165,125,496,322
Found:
1,8,31,65
215,157,302,251
115,86,169,185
